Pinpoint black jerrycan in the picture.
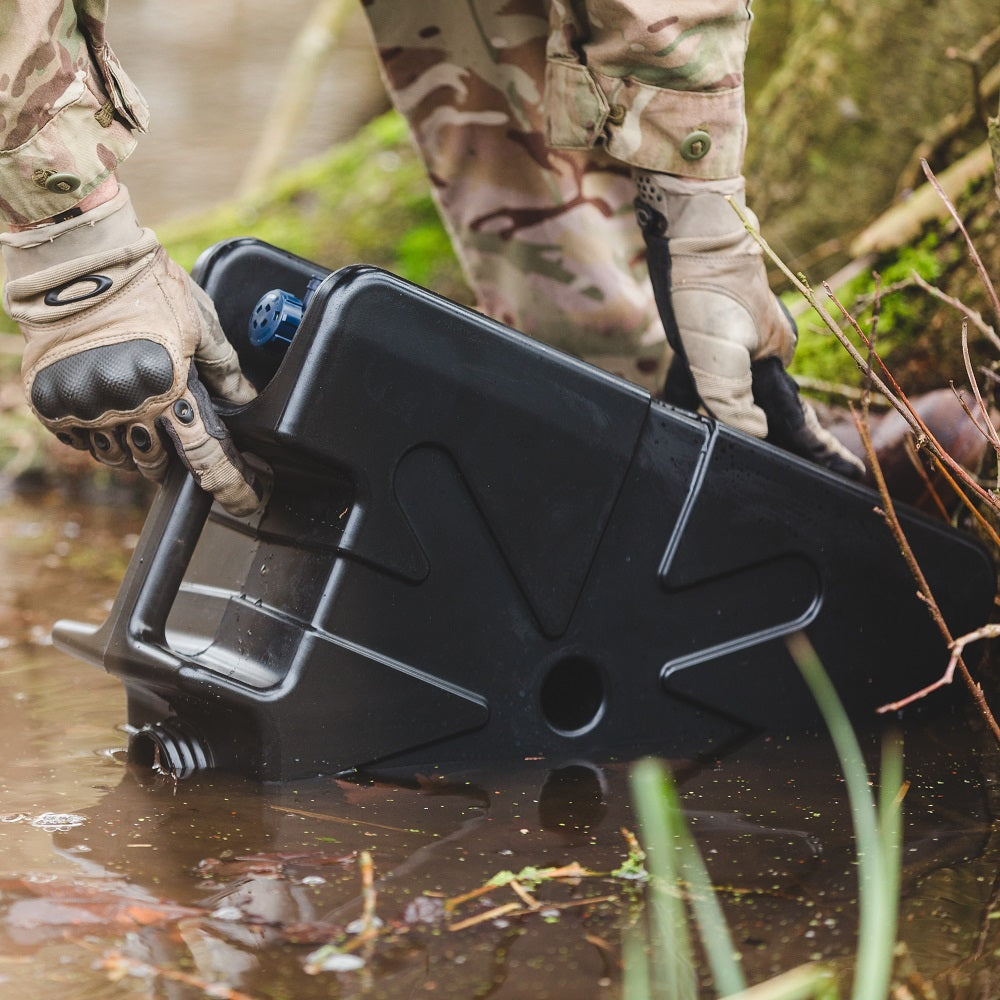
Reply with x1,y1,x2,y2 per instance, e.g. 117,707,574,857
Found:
53,239,996,781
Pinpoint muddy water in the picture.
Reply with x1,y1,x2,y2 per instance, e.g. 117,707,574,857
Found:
1,487,1000,998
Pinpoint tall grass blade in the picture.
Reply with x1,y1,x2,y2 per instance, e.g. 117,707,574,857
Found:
631,757,747,997
677,829,746,995
623,921,654,1000
786,632,903,1000
631,757,698,1000
726,963,839,999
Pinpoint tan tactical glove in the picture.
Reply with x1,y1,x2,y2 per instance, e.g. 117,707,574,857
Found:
635,172,865,480
1,186,265,515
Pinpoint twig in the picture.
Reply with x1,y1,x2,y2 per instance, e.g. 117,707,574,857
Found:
911,271,1000,350
534,894,617,912
921,159,1000,327
959,323,1000,451
850,407,1000,739
855,143,994,257
446,895,618,933
729,196,993,505
794,374,891,408
360,850,376,932
445,882,498,912
445,862,594,912
990,90,1000,201
951,381,1000,454
269,803,430,836
508,879,540,909
946,28,1000,135
902,436,952,522
237,0,359,199
925,449,1000,552
448,901,523,932
100,951,258,1000
620,827,645,860
946,25,1000,74
824,285,1000,513
948,624,1000,679
945,42,989,129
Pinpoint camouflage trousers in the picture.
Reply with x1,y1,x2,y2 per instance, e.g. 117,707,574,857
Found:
360,0,753,390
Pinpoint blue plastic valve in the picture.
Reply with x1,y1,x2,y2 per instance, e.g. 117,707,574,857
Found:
248,276,323,352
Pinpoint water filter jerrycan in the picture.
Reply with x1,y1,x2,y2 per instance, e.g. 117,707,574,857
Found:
52,239,996,781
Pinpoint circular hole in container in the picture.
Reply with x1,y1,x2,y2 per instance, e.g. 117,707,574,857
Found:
539,656,606,736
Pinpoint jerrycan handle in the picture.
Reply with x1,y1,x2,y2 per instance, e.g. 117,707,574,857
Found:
52,463,212,681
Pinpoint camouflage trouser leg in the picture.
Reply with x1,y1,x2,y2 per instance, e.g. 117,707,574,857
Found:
358,1,659,388
359,1,752,392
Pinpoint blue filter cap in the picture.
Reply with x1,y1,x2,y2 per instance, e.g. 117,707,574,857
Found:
248,289,304,350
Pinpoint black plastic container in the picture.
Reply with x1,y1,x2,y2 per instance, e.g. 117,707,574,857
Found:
53,239,996,781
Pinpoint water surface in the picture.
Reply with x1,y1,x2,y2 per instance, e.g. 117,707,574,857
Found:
0,487,999,998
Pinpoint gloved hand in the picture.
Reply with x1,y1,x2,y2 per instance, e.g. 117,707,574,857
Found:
1,185,266,516
634,171,865,480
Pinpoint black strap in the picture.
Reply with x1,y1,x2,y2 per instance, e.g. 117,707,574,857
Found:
634,197,708,414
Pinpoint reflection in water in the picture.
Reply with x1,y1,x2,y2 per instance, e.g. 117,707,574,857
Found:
0,490,999,996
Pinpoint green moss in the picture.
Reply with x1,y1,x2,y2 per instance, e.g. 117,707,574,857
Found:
789,230,956,391
157,111,467,303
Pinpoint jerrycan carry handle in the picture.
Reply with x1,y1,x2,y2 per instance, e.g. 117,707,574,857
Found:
52,462,212,682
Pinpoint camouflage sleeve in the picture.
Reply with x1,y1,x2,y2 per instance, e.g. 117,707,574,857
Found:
0,0,149,226
546,0,752,179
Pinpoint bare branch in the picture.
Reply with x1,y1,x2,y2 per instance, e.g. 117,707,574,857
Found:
921,159,1000,326
732,192,1000,514
911,271,1000,351
959,325,1000,452
849,406,1000,737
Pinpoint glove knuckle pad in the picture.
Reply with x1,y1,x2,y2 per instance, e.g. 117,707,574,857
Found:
31,339,175,420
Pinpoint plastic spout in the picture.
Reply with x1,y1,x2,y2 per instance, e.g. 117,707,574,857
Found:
129,718,214,779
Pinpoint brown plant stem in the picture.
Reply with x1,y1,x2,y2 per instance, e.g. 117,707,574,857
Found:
100,951,258,1000
912,271,999,349
926,449,1000,552
729,196,1000,516
959,320,1000,451
903,437,952,522
852,406,1000,740
360,849,377,932
921,159,1000,326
